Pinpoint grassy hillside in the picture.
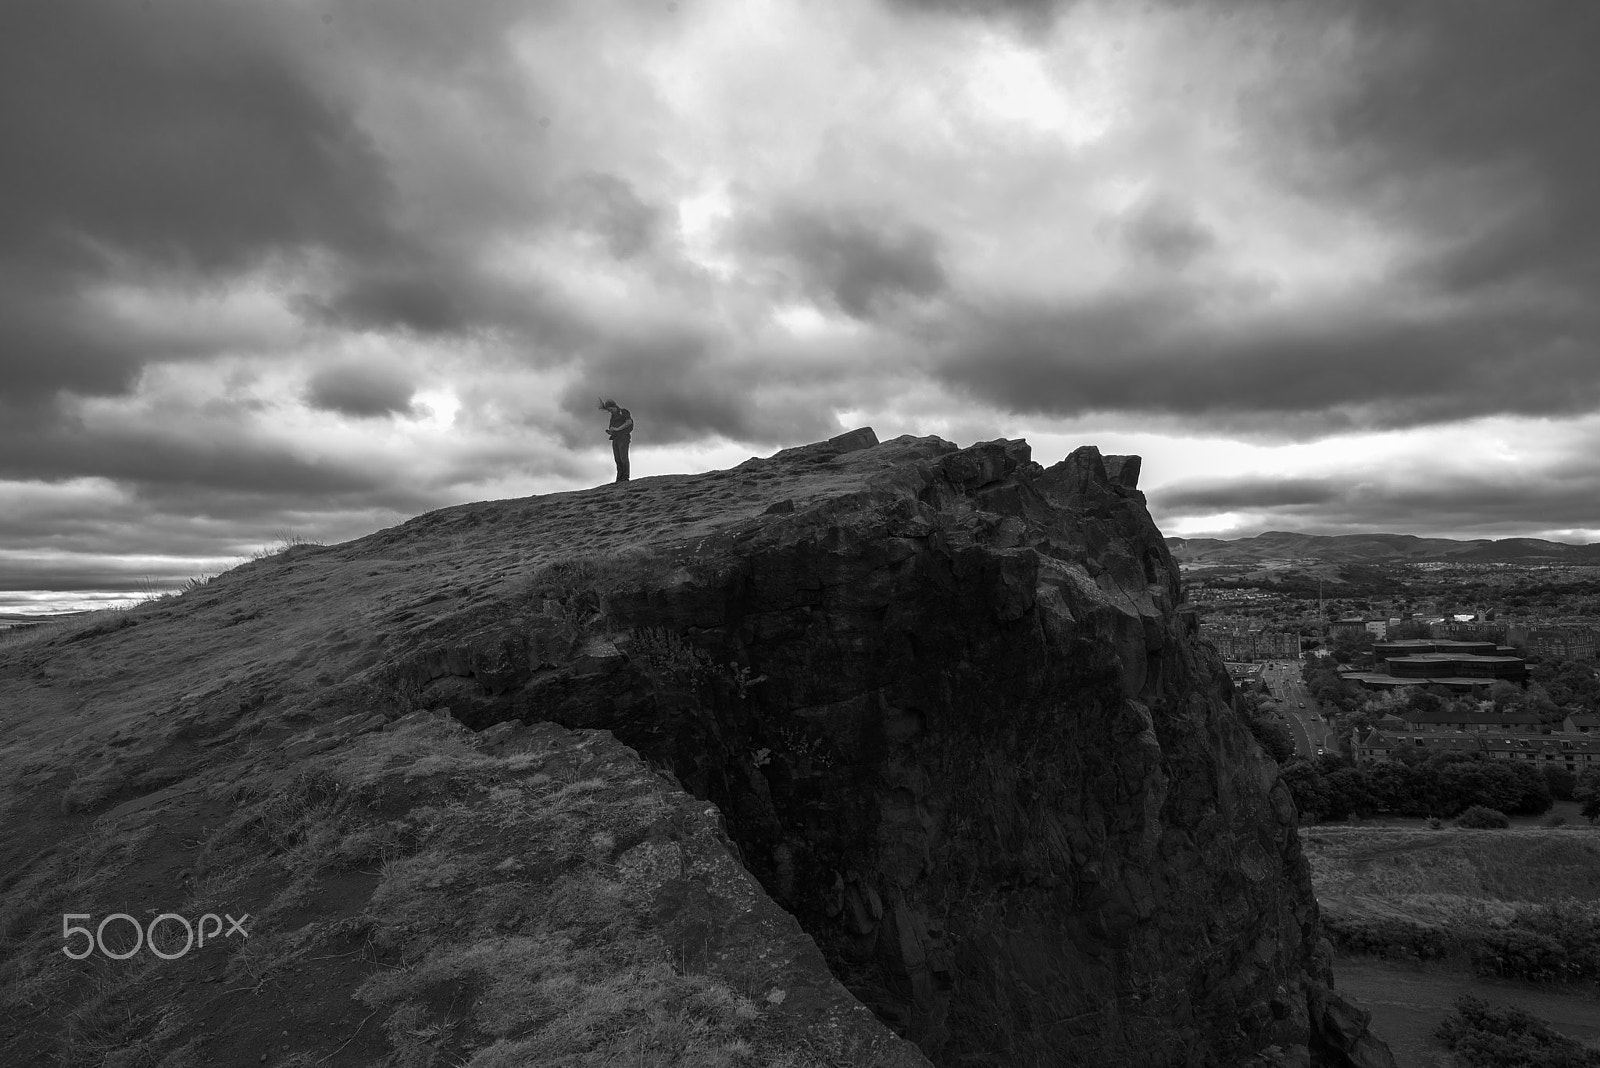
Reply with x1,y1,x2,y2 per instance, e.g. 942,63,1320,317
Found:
1302,826,1600,978
1306,827,1600,914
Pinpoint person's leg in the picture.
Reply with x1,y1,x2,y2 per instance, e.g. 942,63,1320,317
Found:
613,435,630,481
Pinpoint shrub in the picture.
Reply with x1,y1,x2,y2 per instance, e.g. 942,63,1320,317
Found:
1320,914,1458,960
1471,928,1575,984
1456,805,1511,829
1435,995,1600,1067
1243,712,1295,764
1497,903,1600,983
1544,765,1578,802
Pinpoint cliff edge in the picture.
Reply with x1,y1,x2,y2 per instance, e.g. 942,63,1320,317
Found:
0,430,1392,1067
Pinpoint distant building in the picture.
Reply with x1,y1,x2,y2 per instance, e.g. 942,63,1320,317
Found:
1429,621,1507,643
1341,638,1526,695
1565,712,1600,735
1352,727,1600,773
1505,625,1599,661
1224,662,1266,690
1399,706,1542,733
1202,628,1300,661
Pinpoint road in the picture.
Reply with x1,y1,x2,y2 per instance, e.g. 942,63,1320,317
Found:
1256,659,1334,759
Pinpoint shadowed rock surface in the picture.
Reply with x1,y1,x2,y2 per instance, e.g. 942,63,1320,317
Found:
359,430,1392,1066
0,429,1393,1067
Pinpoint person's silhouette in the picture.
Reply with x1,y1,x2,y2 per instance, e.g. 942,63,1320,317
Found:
599,398,633,483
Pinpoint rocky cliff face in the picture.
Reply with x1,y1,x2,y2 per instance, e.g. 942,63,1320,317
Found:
0,428,1392,1066
376,430,1393,1067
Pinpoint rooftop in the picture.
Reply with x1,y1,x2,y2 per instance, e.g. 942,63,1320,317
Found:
1357,730,1600,755
1403,707,1542,725
1386,653,1523,664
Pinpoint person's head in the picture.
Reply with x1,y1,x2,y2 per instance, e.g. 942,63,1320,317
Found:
598,397,618,412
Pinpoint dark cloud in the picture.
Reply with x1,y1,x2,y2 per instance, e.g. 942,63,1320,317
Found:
296,265,477,336
565,173,666,260
926,2,1600,438
881,0,1073,37
304,363,418,419
0,419,385,497
0,0,401,401
734,203,949,320
1162,478,1339,510
0,489,427,557
0,562,195,595
0,281,142,401
1155,468,1600,539
557,325,843,449
931,290,1600,437
0,2,395,271
1256,2,1600,298
6,0,1600,613
1116,195,1216,269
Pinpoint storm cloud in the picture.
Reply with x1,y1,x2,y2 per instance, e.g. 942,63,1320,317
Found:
3,0,1598,610
1157,463,1600,540
0,0,401,401
734,203,950,320
304,361,420,419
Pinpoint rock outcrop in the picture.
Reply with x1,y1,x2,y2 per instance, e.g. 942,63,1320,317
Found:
374,430,1392,1067
0,428,1400,1067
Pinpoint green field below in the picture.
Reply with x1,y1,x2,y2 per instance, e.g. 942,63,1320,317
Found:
1304,824,1600,1063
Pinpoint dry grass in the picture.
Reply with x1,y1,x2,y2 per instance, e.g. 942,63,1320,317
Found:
0,823,158,1031
0,609,122,651
59,976,202,1068
1304,825,1600,947
250,529,325,561
1304,826,1600,907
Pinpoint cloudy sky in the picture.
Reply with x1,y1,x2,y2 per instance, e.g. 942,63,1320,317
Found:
4,0,1599,613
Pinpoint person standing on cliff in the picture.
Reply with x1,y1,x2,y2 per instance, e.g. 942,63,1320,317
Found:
599,398,633,483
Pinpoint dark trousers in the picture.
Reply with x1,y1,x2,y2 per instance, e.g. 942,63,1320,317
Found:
611,434,630,482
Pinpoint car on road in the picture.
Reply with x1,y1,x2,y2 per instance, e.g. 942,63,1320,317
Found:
1298,702,1305,708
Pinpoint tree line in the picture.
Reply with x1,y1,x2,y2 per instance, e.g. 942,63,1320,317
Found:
1279,751,1562,822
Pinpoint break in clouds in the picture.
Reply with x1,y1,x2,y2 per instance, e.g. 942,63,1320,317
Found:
2,0,1599,606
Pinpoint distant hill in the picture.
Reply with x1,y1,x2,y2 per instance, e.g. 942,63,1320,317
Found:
0,611,90,627
1165,530,1600,566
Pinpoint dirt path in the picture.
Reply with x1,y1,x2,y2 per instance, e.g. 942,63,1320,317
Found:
1345,834,1455,864
1335,955,1600,1067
